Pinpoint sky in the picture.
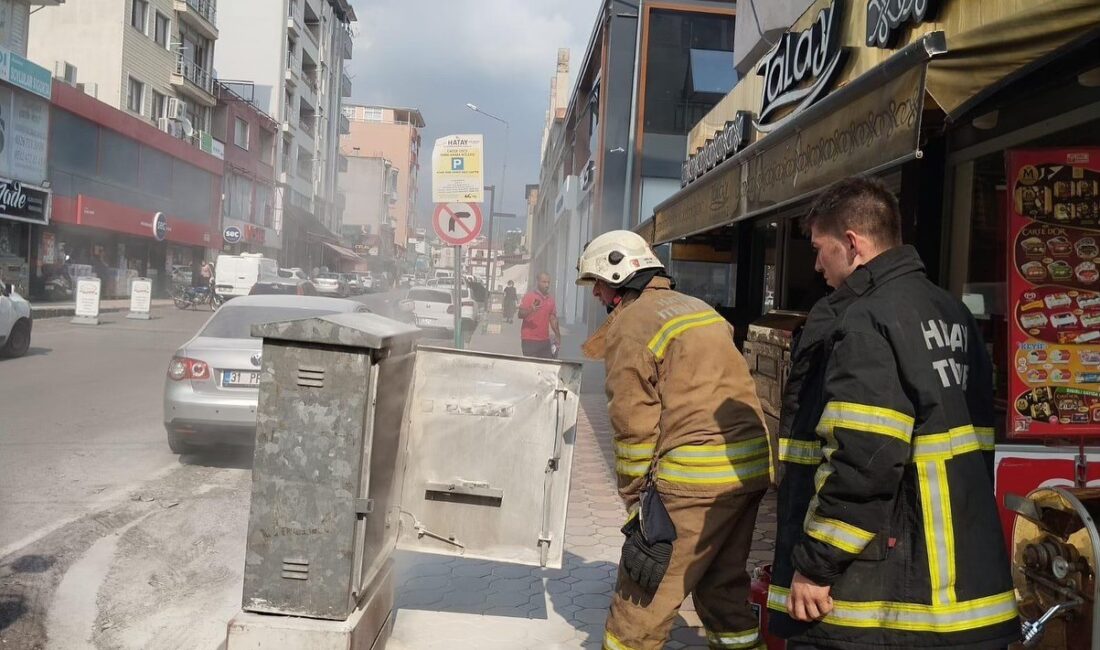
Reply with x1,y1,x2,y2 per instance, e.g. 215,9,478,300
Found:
346,0,600,235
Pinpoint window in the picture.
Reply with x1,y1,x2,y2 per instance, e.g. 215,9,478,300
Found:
643,10,735,135
363,107,384,122
234,117,250,150
152,90,167,120
130,0,148,32
127,77,145,114
154,12,170,47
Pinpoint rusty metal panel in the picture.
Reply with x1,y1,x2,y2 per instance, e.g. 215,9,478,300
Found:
242,314,419,620
396,347,582,570
746,311,807,420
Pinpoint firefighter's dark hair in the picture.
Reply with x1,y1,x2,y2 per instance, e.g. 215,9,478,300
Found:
803,176,903,247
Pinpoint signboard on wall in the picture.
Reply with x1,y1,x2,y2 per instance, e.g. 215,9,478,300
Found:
1006,148,1100,438
0,46,51,100
431,134,484,203
0,82,48,186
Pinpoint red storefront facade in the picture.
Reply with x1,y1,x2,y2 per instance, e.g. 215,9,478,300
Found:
31,81,223,299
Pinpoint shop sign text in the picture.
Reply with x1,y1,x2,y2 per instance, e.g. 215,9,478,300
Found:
757,0,846,132
681,111,752,187
0,177,48,226
866,0,941,49
152,212,170,241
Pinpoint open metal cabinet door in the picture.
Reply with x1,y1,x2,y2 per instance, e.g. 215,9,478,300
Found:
395,346,582,569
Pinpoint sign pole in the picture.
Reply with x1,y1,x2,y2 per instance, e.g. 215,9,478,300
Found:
453,245,463,348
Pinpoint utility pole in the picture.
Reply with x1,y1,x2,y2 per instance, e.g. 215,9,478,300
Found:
484,185,495,292
465,103,508,292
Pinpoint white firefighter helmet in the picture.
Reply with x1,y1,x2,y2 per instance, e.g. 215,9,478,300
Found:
575,230,663,287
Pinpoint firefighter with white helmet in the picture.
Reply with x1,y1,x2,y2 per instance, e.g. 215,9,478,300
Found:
578,230,774,650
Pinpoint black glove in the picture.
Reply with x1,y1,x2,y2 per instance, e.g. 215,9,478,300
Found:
620,488,677,593
620,522,673,592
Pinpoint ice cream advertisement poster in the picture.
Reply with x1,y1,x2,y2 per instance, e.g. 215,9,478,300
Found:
1007,148,1100,437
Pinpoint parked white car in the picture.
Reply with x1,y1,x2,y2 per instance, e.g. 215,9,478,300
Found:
313,272,349,297
400,287,477,339
0,281,32,358
215,254,279,298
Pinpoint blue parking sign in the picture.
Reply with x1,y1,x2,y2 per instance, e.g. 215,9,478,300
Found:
451,157,464,171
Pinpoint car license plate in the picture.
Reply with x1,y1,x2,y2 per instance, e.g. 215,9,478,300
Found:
223,370,260,387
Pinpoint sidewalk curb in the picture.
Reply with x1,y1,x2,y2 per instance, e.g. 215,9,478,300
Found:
31,300,177,321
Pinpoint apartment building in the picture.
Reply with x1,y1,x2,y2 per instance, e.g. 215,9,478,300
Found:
29,0,221,149
529,0,737,329
0,0,62,295
211,80,279,257
339,104,424,258
215,0,356,271
340,155,400,278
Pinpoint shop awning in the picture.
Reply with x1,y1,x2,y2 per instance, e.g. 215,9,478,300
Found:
651,32,945,246
926,0,1100,121
323,242,364,261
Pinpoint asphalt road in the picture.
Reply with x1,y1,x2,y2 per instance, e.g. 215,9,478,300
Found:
0,289,408,648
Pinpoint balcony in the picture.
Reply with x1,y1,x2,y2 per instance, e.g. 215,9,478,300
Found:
172,51,216,106
340,68,351,97
174,0,218,40
286,15,300,38
341,27,353,60
338,112,350,134
284,55,299,88
302,72,319,99
299,115,316,140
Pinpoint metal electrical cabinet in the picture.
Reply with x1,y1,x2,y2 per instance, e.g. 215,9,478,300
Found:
242,313,421,620
395,347,581,569
743,310,807,421
240,314,581,625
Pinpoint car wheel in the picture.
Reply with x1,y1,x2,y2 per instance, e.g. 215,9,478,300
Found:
166,429,195,455
0,319,30,358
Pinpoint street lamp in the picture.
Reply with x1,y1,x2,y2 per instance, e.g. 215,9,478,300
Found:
466,102,508,292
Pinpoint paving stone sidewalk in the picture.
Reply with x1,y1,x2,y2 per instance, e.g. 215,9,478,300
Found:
388,317,778,649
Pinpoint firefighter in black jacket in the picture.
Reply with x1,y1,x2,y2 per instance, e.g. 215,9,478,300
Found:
769,177,1021,649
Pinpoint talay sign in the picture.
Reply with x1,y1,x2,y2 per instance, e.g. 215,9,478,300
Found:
866,0,942,49
681,111,752,187
757,0,846,132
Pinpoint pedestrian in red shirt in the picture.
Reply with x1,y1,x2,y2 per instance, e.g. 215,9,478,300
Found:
518,272,560,358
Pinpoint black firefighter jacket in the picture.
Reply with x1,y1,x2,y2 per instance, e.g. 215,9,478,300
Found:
768,246,1020,649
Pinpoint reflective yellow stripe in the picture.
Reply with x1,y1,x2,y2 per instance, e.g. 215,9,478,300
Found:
918,459,957,605
615,459,649,477
803,428,838,528
647,310,726,359
818,401,915,443
614,441,655,460
658,458,771,486
912,425,993,462
767,585,1018,633
603,630,636,650
658,440,771,486
975,426,994,449
705,627,762,649
779,438,821,465
664,438,770,464
805,513,875,555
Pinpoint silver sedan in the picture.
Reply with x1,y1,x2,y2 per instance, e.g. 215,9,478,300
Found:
163,294,368,453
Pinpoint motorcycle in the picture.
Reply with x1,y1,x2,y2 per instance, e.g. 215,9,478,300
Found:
173,285,225,311
44,267,73,303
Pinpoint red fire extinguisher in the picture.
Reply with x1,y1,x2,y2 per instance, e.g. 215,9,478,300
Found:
750,565,786,650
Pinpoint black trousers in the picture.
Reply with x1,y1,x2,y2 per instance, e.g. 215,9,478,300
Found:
521,339,555,359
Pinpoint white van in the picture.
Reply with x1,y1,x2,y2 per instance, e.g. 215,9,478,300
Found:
214,254,278,297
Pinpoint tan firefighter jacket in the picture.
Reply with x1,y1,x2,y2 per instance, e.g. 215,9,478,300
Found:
583,276,774,504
